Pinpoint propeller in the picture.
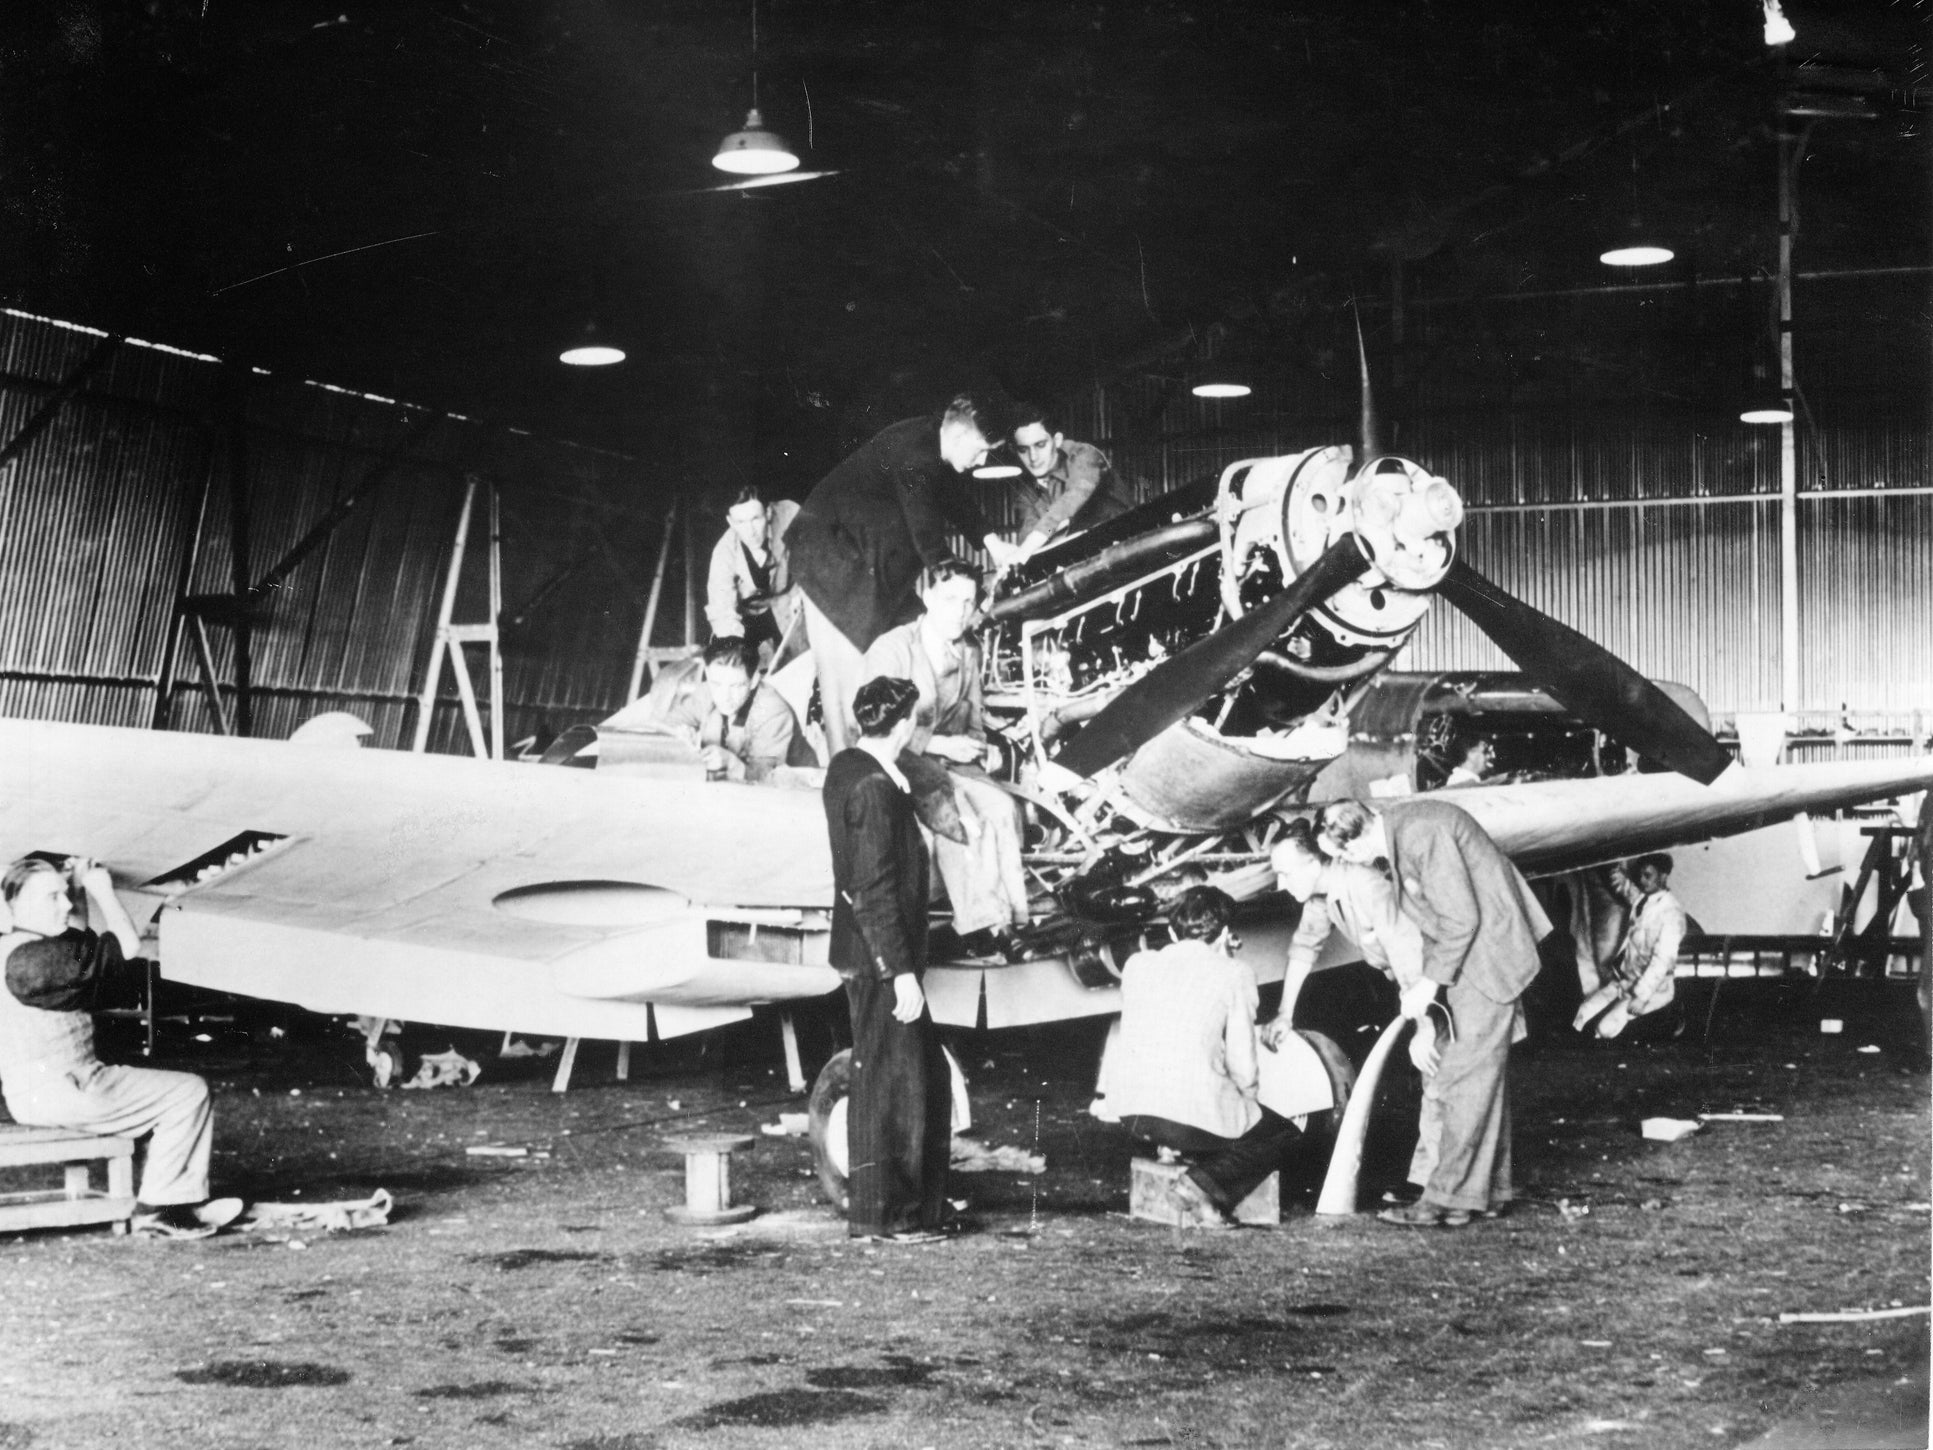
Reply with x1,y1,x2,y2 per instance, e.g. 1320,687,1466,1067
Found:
1053,535,1367,778
1054,311,1730,786
1436,559,1733,785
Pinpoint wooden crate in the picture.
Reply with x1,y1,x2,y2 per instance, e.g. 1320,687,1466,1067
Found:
0,1124,137,1235
1129,1155,1278,1227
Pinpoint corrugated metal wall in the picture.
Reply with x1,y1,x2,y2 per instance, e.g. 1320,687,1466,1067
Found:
3,304,1925,759
0,311,685,754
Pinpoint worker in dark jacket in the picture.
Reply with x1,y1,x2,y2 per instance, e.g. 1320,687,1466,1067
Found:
788,396,1017,752
822,676,952,1241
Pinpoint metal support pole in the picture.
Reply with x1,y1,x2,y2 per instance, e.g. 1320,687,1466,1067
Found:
1777,126,1799,717
683,499,699,645
779,1011,805,1095
627,499,679,701
487,481,504,761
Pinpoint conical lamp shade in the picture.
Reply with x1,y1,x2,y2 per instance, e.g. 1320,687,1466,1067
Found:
713,108,800,175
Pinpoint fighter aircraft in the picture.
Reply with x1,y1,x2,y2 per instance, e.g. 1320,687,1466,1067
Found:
2,423,1928,1209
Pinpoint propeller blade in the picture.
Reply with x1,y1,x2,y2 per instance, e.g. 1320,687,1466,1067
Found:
1437,559,1732,785
1353,303,1382,465
1054,536,1367,778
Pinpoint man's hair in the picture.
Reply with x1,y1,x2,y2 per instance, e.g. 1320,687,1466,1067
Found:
2,856,60,905
702,637,759,675
727,485,763,511
1631,851,1674,877
1274,816,1323,862
942,391,1000,440
1169,884,1236,943
1451,730,1492,764
1008,399,1061,437
919,556,982,597
1315,799,1375,852
853,676,920,737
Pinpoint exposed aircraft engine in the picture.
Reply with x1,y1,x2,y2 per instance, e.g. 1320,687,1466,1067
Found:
983,448,1465,832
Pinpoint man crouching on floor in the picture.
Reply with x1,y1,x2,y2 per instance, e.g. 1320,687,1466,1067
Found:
1112,885,1302,1228
0,856,240,1239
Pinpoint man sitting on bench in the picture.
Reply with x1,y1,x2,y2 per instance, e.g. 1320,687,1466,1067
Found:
0,856,237,1239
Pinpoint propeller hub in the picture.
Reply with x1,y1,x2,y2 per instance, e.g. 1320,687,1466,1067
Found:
1348,458,1460,594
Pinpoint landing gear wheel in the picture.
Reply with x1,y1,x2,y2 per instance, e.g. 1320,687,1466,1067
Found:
1294,1028,1356,1139
806,1049,853,1212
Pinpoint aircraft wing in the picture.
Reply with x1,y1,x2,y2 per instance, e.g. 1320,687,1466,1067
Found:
1404,755,1933,877
0,718,842,1039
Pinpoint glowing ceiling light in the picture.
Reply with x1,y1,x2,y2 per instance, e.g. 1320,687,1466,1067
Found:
559,322,624,367
712,108,800,175
1599,243,1676,267
1191,381,1252,399
1740,398,1794,425
560,344,626,367
1762,0,1796,47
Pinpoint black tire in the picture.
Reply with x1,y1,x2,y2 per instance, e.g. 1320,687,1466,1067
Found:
806,1049,853,1212
1294,1028,1356,1139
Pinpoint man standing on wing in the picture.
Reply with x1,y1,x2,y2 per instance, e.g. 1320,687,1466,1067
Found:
787,395,1018,754
1316,798,1551,1227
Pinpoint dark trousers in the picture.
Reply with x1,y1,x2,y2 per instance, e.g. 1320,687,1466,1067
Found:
1122,1109,1300,1212
844,975,951,1237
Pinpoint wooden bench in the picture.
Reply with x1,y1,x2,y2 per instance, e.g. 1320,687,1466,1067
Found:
0,1124,138,1235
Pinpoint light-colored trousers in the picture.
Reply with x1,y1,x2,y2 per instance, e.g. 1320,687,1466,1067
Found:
801,593,866,757
1421,979,1517,1214
933,772,1029,935
7,1063,212,1206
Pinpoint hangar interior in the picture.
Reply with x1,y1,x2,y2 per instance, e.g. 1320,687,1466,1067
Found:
0,8,1928,1449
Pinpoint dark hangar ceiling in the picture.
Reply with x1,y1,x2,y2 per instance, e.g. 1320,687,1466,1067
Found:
2,0,1926,479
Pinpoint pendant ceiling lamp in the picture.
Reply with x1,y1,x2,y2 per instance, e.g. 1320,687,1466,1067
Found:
1190,379,1252,399
1599,151,1673,268
559,320,624,367
713,1,799,176
1739,394,1794,426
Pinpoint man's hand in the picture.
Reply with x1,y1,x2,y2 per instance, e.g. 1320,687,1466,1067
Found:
1259,1018,1290,1052
983,534,1022,570
927,735,984,765
891,973,926,1024
699,743,732,778
1398,977,1438,1022
1407,1021,1441,1077
67,858,112,898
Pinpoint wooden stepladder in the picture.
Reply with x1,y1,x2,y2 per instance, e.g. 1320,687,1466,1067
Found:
412,473,503,761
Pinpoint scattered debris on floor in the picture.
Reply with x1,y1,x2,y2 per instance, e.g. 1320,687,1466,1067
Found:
1640,1117,1701,1142
242,1189,394,1233
950,1138,1046,1174
404,1049,483,1088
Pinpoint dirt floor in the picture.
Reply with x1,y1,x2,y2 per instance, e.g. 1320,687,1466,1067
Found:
0,971,1927,1450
